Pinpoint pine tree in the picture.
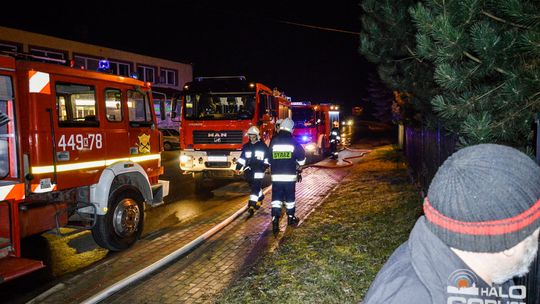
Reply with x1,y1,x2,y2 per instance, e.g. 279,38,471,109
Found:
363,73,394,123
359,0,439,127
410,0,540,152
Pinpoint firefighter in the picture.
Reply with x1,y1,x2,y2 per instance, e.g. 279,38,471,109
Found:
235,126,269,217
269,117,306,234
329,121,341,159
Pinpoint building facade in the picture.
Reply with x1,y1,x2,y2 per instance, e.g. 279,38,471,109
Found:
0,26,191,128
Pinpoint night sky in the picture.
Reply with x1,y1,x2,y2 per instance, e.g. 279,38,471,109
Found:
1,1,375,112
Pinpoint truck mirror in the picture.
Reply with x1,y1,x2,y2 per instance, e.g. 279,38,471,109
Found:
160,100,166,121
151,91,167,121
170,98,181,122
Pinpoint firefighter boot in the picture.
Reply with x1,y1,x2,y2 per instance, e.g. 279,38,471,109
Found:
287,215,300,226
286,207,299,226
247,206,255,218
255,194,264,210
272,216,280,235
247,201,257,218
271,207,281,235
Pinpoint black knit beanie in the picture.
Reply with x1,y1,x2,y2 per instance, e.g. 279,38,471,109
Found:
425,144,540,253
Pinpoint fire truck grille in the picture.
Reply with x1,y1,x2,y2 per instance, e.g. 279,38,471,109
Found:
205,161,231,168
193,130,243,144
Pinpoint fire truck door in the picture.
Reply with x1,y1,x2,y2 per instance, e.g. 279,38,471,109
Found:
103,87,129,159
126,90,158,157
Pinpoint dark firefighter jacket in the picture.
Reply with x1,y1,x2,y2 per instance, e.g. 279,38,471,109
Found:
269,131,306,182
235,140,269,179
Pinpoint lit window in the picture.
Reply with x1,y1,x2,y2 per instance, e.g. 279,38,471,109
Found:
105,89,122,122
128,90,152,124
56,83,98,127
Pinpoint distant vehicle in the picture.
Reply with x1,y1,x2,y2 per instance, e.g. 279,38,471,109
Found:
173,76,291,192
159,128,180,150
352,106,363,116
290,102,340,157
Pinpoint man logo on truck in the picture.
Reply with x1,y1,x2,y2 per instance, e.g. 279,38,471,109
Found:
207,132,228,138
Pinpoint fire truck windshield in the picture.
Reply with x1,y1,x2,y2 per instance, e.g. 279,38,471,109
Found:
183,92,255,120
292,107,316,128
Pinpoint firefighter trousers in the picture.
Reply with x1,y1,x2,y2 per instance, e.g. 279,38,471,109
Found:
245,169,264,208
270,181,296,218
247,177,264,209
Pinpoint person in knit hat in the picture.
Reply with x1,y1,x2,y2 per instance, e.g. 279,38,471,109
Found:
364,144,540,304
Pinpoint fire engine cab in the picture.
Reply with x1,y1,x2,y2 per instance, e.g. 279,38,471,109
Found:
175,76,290,192
290,102,340,157
0,55,168,282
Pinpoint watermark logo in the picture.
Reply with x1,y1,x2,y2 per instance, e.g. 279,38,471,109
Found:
447,269,479,296
446,269,527,304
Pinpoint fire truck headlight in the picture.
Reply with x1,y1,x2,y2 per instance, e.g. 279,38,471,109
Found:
180,155,190,165
305,143,317,152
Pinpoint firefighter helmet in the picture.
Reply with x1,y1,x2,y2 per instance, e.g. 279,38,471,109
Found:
247,126,260,140
279,118,294,132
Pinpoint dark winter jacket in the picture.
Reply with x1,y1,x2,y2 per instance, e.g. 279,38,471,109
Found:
363,217,519,304
235,140,269,175
269,131,306,182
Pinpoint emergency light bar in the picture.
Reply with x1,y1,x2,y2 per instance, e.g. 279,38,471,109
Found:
290,101,311,106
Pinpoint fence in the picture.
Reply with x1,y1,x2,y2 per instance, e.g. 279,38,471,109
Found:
404,125,457,195
404,125,539,304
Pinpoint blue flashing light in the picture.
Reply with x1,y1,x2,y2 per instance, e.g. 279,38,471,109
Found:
98,59,110,70
300,135,312,143
130,72,139,79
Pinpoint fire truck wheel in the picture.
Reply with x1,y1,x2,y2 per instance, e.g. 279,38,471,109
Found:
92,186,144,251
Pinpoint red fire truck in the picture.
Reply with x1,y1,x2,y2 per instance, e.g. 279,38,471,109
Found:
0,55,168,282
176,76,290,192
290,102,340,157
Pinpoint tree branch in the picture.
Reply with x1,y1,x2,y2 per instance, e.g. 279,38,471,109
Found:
405,45,423,63
462,51,511,75
481,10,531,30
